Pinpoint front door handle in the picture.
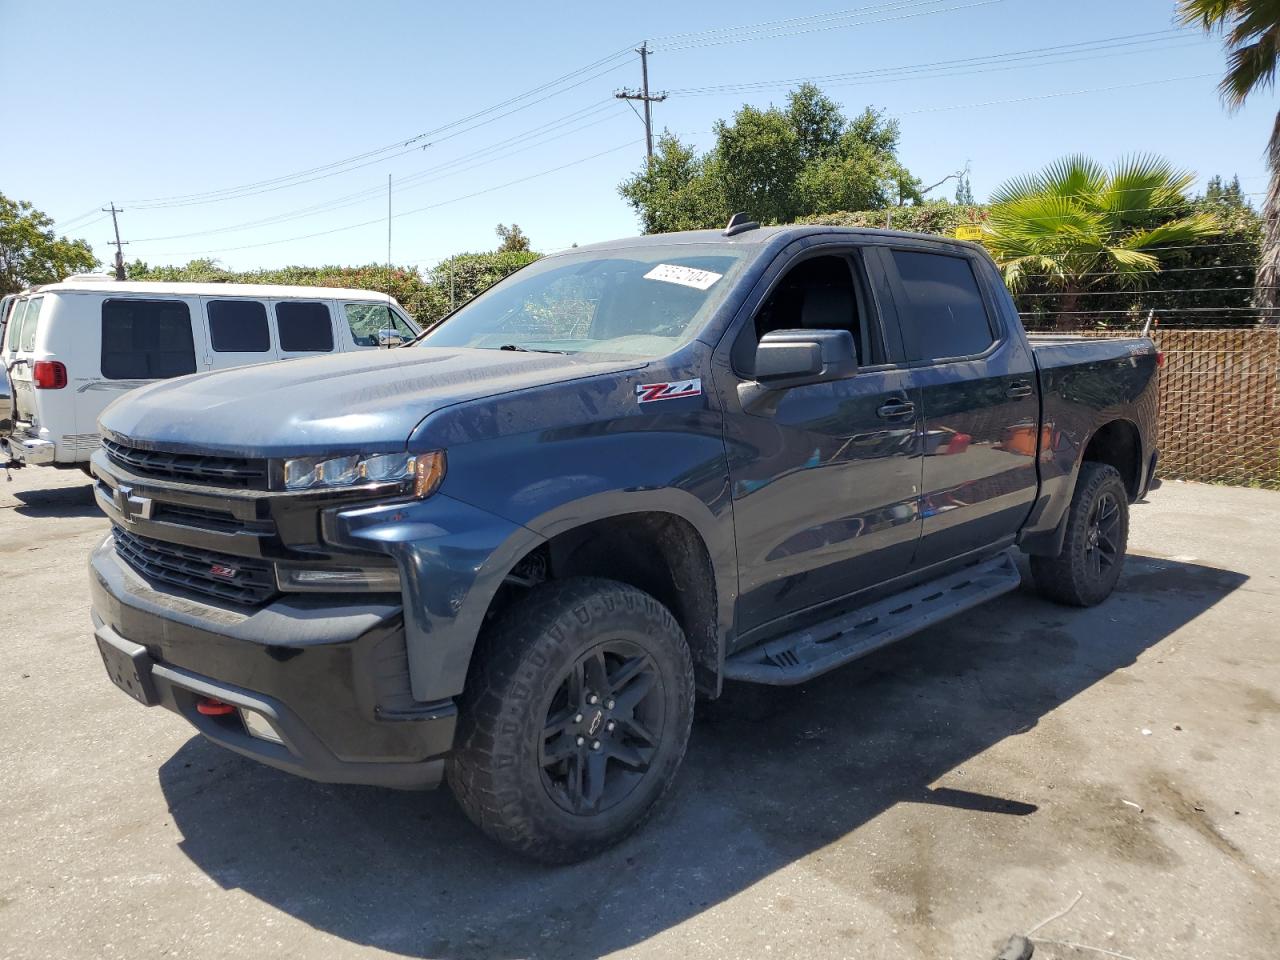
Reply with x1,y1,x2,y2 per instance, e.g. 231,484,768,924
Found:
877,399,915,420
1006,380,1033,399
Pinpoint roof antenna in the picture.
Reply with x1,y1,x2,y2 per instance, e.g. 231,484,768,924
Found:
723,212,759,237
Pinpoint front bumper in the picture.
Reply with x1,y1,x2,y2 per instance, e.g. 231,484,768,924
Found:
89,536,456,789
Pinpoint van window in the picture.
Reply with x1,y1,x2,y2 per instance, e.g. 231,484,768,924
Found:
344,302,414,346
5,300,28,351
891,250,995,359
276,301,333,352
19,297,45,352
101,299,197,379
208,300,270,353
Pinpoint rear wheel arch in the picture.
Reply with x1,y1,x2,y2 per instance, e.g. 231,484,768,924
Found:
1080,418,1143,501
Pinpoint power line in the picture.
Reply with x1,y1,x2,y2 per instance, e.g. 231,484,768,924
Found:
901,72,1218,115
130,103,629,244
123,51,637,209
653,0,1004,51
666,30,1198,96
143,139,643,259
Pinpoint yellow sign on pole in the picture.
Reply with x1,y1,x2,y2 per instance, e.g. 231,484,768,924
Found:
954,224,985,241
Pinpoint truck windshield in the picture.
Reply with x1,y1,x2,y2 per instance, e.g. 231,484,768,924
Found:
418,244,750,358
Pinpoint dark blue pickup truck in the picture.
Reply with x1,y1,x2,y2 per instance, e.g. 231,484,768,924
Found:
88,222,1158,862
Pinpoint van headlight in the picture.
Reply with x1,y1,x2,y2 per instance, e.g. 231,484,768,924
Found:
282,450,446,498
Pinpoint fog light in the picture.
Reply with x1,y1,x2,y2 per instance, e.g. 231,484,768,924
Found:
240,708,284,744
276,566,402,592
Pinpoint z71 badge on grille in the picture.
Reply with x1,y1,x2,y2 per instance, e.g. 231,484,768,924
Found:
636,378,702,404
208,564,239,580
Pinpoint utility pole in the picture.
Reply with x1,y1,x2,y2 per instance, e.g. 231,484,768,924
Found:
615,42,667,162
102,203,127,280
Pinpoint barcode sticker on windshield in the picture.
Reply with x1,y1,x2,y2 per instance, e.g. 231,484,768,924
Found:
643,263,723,291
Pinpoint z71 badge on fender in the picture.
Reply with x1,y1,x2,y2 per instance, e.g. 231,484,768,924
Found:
636,378,702,404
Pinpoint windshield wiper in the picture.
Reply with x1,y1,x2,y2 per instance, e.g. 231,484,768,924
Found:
497,344,569,354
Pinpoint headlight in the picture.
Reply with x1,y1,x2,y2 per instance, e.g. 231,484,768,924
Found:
283,450,446,498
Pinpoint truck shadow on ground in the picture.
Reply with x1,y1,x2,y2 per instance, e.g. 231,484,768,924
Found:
5,479,100,518
158,553,1246,959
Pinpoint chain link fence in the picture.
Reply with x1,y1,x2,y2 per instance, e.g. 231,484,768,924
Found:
1060,327,1280,489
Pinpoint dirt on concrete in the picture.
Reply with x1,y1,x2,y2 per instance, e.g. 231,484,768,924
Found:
0,467,1277,959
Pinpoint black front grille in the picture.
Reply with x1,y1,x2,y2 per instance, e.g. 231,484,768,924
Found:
151,502,274,535
112,526,278,606
103,437,269,489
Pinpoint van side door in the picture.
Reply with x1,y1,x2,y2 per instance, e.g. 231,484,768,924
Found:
202,298,279,371
714,240,924,640
272,299,337,359
880,244,1040,566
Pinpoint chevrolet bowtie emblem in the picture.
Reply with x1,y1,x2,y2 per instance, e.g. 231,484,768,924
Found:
114,484,155,522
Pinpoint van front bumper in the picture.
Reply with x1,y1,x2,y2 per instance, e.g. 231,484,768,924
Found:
89,535,456,789
2,433,56,465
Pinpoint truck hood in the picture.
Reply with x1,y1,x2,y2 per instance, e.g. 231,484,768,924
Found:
99,347,644,457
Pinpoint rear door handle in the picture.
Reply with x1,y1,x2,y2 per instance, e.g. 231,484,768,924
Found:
1006,380,1033,399
877,399,915,420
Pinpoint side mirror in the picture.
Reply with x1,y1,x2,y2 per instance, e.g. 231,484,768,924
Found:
754,329,858,389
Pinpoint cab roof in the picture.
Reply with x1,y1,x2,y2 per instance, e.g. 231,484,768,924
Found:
558,224,983,257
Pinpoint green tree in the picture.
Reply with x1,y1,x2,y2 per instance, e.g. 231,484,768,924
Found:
495,223,531,253
618,84,920,231
0,194,97,294
617,133,727,233
1179,0,1280,317
981,155,1222,328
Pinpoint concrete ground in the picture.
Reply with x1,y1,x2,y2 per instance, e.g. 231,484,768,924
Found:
0,467,1277,960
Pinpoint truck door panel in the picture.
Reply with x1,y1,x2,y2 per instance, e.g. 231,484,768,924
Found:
716,246,923,636
882,246,1040,566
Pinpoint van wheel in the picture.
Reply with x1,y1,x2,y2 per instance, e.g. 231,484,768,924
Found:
1031,462,1129,607
448,577,695,863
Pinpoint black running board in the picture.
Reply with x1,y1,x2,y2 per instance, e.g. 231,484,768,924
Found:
723,550,1022,685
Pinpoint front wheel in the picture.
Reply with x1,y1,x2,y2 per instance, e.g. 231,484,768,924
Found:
448,578,695,863
1030,461,1129,607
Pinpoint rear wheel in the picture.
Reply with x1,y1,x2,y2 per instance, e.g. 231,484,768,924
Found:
448,577,695,863
1031,462,1129,607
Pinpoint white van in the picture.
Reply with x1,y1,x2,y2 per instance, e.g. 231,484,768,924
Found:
1,279,420,470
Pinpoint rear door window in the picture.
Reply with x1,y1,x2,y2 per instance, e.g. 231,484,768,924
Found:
890,250,995,360
5,300,28,352
276,301,334,352
18,297,45,352
101,299,197,379
208,299,271,352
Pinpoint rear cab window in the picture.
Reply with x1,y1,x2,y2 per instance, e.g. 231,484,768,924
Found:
889,249,996,361
208,300,271,353
101,299,197,379
276,301,334,352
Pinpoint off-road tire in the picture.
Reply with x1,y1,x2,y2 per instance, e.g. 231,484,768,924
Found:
447,577,695,863
1031,462,1129,607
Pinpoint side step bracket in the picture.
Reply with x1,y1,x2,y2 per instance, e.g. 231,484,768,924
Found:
723,550,1022,685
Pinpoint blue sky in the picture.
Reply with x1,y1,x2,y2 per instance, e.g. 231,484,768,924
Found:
1,0,1271,272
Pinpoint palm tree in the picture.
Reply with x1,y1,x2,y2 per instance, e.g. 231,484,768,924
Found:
982,154,1222,328
1179,0,1280,319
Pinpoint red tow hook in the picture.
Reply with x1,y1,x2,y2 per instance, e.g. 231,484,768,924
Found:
196,697,236,716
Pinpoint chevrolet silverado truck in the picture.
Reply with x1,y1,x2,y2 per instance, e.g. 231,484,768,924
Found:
88,221,1158,862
